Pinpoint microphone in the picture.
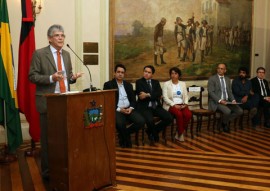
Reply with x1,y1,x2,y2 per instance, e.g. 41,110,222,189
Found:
66,44,96,92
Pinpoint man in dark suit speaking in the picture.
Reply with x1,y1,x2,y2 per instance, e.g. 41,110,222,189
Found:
208,63,243,133
29,24,83,181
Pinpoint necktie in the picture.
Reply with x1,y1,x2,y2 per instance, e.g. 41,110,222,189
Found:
220,77,227,100
147,80,156,109
260,80,267,96
147,80,152,92
57,51,66,93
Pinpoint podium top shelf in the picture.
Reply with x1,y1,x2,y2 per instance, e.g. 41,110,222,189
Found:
45,89,117,97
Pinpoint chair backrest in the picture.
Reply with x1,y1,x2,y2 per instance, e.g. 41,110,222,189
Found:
187,85,204,109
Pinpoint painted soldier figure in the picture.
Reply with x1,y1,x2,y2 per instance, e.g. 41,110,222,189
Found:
154,17,167,65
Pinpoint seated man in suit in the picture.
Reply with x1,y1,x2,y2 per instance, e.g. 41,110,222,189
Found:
251,67,270,128
103,63,145,148
136,65,173,145
232,67,259,128
208,63,243,133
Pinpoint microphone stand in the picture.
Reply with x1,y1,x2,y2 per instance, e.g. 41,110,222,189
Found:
66,44,95,92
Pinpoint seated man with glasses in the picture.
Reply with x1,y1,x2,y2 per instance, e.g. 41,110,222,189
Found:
251,67,270,128
208,63,243,133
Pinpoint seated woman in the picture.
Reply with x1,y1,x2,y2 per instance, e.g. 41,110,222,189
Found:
162,67,192,141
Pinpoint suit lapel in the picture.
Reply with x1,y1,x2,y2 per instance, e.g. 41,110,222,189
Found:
215,75,222,90
62,50,69,74
45,46,57,71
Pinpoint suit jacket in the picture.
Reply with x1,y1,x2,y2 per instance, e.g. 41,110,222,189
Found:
29,46,75,113
135,77,162,110
208,74,235,111
251,77,270,98
162,80,189,111
232,77,253,103
103,79,136,109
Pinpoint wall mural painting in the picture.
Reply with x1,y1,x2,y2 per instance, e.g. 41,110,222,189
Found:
110,0,253,81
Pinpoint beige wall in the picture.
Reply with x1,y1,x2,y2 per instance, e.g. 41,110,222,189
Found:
1,0,270,142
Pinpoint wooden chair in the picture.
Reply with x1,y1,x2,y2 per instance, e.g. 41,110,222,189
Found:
187,85,216,136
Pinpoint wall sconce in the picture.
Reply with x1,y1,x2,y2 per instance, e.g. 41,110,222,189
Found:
31,0,42,22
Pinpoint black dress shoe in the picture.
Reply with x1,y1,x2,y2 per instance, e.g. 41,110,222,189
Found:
222,123,230,133
42,174,50,184
264,123,270,128
153,134,159,142
149,140,156,146
145,132,155,146
126,138,132,148
119,139,125,148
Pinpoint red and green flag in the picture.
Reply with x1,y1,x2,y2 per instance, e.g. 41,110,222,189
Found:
17,0,40,142
0,0,23,152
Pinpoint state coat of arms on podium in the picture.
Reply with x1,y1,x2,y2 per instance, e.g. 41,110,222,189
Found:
83,100,103,128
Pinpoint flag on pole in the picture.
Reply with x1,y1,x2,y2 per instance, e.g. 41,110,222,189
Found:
0,0,23,152
17,0,40,142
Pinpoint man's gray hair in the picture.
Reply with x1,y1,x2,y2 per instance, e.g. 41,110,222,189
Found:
47,24,64,37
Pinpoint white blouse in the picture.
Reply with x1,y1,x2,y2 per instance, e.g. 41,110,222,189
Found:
172,83,183,104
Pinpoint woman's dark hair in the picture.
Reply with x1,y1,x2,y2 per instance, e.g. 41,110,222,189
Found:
169,67,182,77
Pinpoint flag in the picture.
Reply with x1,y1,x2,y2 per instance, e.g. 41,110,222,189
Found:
17,0,40,142
0,0,23,152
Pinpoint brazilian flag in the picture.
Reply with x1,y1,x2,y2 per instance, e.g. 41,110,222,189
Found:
0,0,23,152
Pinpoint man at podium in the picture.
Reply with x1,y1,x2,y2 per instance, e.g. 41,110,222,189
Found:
103,63,145,148
29,24,83,182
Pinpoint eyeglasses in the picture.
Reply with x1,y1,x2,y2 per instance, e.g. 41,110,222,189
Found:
52,34,66,38
257,71,265,74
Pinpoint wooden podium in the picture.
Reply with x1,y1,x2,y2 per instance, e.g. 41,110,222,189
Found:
46,90,116,191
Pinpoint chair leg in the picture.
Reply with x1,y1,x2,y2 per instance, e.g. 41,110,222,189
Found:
207,115,211,131
196,115,200,136
238,113,244,130
198,115,203,132
142,127,145,146
135,131,139,146
171,119,175,142
190,115,194,139
162,127,167,145
234,118,237,131
212,114,216,134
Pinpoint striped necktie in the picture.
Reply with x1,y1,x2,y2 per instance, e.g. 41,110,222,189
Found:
220,77,227,100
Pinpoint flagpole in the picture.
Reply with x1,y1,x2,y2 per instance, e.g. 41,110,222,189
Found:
0,101,17,164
